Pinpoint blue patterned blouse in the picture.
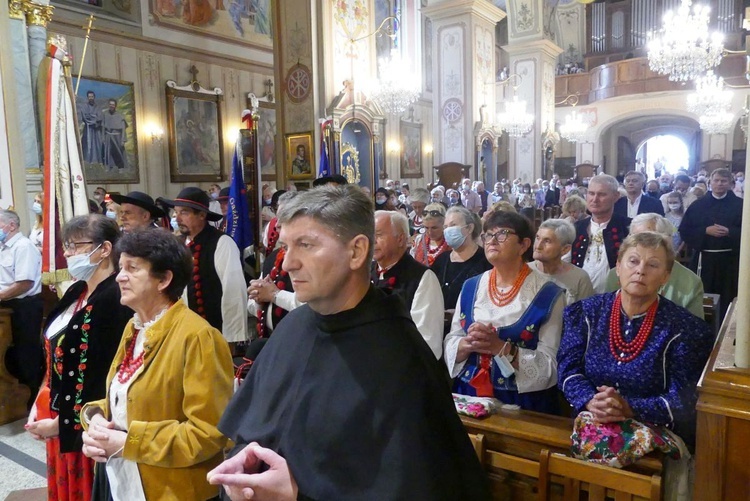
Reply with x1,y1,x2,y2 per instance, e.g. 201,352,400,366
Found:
558,292,713,446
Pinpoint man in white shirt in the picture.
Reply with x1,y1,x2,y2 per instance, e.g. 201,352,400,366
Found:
569,174,631,293
371,211,444,359
614,170,664,218
0,210,43,395
160,188,248,346
532,219,594,305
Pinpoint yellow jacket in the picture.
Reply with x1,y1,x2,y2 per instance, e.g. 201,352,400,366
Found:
82,300,233,500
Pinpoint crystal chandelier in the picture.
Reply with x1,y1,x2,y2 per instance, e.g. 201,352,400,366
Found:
699,110,735,135
686,70,733,115
559,109,588,143
647,0,724,82
368,49,420,115
496,96,534,138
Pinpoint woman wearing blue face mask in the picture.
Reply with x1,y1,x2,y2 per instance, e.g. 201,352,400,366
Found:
26,214,133,501
30,192,44,252
430,207,491,334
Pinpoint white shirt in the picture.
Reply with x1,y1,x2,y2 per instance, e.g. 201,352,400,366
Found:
582,219,610,294
444,269,564,393
0,232,42,298
183,233,248,343
410,269,445,359
530,261,595,306
626,194,642,218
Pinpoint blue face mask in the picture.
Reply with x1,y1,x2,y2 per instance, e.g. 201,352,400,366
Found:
32,202,42,215
66,244,103,282
0,228,6,243
106,210,117,220
443,225,467,249
170,217,179,230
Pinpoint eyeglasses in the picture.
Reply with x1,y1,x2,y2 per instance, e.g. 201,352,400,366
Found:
481,229,517,244
425,210,445,218
63,241,94,252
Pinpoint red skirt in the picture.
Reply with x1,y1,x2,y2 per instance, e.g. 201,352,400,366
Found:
46,423,95,501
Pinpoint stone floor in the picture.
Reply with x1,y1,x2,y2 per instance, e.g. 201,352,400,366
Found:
0,418,46,500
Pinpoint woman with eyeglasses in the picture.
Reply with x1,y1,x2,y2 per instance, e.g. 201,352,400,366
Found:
410,203,450,267
431,207,490,322
444,211,565,414
26,215,133,501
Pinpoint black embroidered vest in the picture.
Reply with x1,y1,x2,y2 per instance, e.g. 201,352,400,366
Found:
186,225,224,331
371,252,428,311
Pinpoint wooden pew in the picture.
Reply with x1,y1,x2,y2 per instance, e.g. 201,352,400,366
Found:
462,408,664,500
0,308,31,425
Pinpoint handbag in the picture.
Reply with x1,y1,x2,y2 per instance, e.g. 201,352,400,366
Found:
570,411,682,468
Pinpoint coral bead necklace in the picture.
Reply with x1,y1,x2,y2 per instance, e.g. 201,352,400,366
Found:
117,330,145,383
609,292,658,363
488,264,530,307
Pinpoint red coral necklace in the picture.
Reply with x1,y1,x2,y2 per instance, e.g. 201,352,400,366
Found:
488,264,530,307
117,330,145,383
609,292,658,363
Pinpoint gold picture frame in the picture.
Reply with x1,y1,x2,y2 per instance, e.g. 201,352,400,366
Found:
285,132,314,180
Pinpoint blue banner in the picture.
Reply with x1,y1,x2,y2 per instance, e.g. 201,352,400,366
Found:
227,142,253,249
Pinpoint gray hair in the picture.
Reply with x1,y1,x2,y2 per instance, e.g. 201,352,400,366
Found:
588,174,619,194
423,203,446,222
617,231,675,272
277,185,374,262
62,215,122,266
375,210,410,240
446,206,481,240
630,213,674,238
409,188,431,205
0,210,20,227
538,219,576,247
278,191,298,205
430,187,444,197
562,195,586,214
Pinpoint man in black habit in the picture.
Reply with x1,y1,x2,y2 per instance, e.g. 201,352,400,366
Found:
208,185,489,501
679,167,743,317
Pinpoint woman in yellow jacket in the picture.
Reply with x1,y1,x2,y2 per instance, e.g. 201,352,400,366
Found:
81,228,233,501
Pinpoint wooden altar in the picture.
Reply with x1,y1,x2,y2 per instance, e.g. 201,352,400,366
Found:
0,308,30,424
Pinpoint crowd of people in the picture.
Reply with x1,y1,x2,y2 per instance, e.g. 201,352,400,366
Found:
0,165,739,499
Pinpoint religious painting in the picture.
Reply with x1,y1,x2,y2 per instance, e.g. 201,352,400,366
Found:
400,121,422,179
72,75,139,184
285,132,313,180
166,80,224,183
340,142,361,185
149,0,273,50
253,100,277,181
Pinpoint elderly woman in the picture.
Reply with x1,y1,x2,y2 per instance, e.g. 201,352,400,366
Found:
431,206,490,313
407,187,430,234
445,211,565,414
26,215,132,501
558,232,713,450
411,203,449,266
81,228,233,500
562,194,587,224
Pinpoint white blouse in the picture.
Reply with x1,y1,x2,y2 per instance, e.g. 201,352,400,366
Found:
444,268,565,394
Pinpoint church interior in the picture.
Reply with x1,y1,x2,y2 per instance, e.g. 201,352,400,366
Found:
2,0,750,499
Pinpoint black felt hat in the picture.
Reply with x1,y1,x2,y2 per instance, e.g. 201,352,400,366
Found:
109,191,165,218
217,187,230,202
158,187,223,222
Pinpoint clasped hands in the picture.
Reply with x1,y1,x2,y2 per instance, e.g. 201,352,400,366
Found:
81,413,127,462
706,224,729,238
457,322,512,362
585,385,634,423
207,442,297,501
248,277,280,304
25,405,59,440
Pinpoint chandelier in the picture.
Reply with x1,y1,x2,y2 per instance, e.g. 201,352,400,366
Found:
496,96,534,138
699,110,735,135
687,70,733,115
647,0,724,82
368,49,420,115
559,110,588,142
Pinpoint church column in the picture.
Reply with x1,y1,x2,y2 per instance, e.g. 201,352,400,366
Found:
502,0,562,183
272,0,319,187
422,0,505,173
734,111,750,368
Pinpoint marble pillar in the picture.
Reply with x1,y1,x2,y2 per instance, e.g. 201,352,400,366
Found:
423,0,505,171
8,0,40,173
734,117,750,368
502,0,562,183
24,1,52,126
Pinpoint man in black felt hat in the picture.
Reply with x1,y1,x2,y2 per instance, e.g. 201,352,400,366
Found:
216,187,230,233
110,191,165,232
159,187,248,346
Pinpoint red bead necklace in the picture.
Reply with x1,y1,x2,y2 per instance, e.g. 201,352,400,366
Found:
258,248,287,338
609,292,658,363
488,264,530,307
117,329,145,383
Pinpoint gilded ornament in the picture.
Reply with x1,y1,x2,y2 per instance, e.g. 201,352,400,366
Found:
8,0,24,20
24,2,54,27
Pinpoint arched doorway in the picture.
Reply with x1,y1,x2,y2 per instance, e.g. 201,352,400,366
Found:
636,135,690,179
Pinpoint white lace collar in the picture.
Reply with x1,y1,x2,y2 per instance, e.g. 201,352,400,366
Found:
132,305,171,331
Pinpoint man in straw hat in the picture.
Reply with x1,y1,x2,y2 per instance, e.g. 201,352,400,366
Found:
159,187,247,345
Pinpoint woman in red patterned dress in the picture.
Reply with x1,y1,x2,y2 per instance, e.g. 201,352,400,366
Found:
26,215,132,501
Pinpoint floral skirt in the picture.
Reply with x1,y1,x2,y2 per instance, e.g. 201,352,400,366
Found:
46,431,94,501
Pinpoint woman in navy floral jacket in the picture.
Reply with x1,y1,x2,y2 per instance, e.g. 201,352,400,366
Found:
558,231,713,450
26,215,132,501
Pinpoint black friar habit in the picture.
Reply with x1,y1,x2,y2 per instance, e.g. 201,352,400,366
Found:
219,285,490,501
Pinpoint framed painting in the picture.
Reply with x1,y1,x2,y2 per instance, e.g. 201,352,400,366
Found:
400,120,422,179
166,80,224,183
73,75,139,184
285,132,313,180
252,99,277,181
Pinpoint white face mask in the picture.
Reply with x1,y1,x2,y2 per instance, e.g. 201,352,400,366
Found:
668,203,681,211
